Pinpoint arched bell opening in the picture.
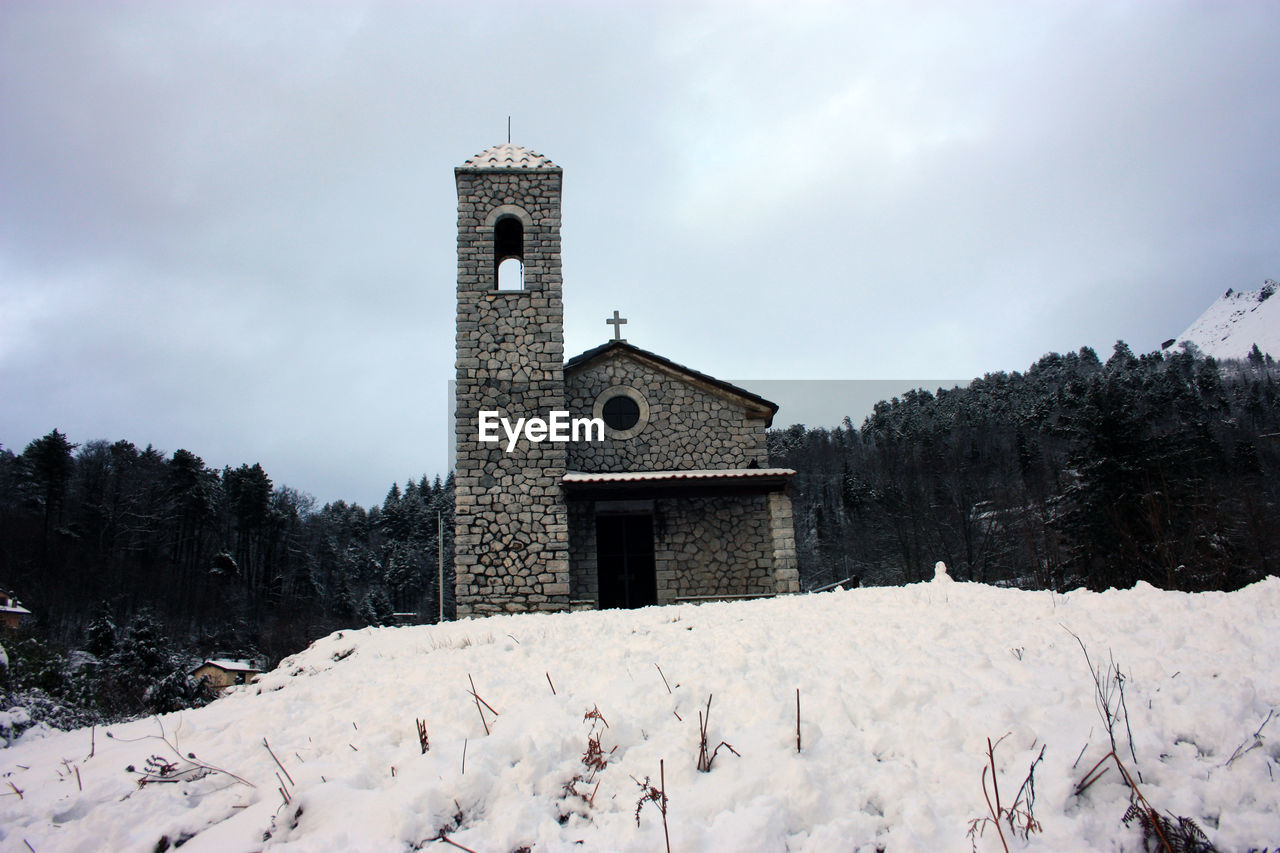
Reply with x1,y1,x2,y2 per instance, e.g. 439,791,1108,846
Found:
494,215,524,291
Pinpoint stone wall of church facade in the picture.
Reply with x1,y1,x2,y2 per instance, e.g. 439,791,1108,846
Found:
568,495,777,606
565,354,770,471
656,495,776,598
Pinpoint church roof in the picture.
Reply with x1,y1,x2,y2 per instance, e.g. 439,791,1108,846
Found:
565,340,781,426
459,143,559,171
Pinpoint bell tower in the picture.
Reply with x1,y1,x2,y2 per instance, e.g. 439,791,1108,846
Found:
453,143,570,616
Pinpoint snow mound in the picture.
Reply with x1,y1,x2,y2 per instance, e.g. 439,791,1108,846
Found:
0,706,31,744
2,579,1279,851
1176,280,1280,360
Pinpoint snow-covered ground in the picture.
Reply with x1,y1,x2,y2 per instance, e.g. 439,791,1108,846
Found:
1177,281,1279,360
3,572,1278,852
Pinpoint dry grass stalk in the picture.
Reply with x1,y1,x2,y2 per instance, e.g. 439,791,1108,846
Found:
796,688,802,753
1066,627,1140,774
1121,801,1216,853
563,705,616,810
696,694,740,772
965,734,1043,852
417,718,430,754
1076,747,1216,853
1069,636,1219,853
1072,739,1091,769
419,802,471,851
546,671,557,695
633,759,672,853
1225,709,1274,768
660,759,671,853
263,737,294,785
112,718,254,788
467,673,497,736
655,663,673,694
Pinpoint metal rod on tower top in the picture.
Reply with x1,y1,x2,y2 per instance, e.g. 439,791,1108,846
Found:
507,116,511,143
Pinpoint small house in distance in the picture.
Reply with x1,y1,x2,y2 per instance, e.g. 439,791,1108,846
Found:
192,658,263,692
0,590,32,630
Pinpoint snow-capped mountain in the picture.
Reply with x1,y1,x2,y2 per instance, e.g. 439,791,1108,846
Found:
1175,280,1279,360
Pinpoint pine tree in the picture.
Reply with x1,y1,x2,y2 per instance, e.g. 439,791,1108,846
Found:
21,429,78,545
84,607,117,660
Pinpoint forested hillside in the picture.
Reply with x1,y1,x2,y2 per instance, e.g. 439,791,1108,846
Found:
770,342,1280,593
0,440,455,657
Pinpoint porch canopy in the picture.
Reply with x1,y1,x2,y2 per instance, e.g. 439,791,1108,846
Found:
562,468,794,501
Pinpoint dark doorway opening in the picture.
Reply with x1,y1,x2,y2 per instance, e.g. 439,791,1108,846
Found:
596,513,657,609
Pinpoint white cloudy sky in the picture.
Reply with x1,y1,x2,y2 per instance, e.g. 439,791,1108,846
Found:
3,1,1278,507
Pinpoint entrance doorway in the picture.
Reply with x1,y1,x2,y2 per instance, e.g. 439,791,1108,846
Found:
595,513,657,609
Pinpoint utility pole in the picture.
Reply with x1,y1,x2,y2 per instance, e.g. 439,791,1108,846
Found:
438,510,446,622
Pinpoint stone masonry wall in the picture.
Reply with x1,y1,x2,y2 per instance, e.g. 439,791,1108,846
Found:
658,495,775,600
566,501,598,604
567,495,776,606
768,492,801,595
565,352,770,471
454,166,570,616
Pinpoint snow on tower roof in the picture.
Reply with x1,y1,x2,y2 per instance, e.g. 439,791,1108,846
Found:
460,143,559,171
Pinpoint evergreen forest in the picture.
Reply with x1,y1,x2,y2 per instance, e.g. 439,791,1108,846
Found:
0,439,454,730
770,342,1280,594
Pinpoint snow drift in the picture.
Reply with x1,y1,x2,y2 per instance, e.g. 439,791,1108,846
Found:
2,577,1278,852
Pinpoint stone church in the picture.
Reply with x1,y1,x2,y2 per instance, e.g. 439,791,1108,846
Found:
453,142,798,617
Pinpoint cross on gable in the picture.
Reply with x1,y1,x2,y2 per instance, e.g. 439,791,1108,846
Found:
606,310,627,342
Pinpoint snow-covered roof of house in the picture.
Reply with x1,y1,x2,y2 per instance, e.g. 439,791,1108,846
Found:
459,143,559,171
0,591,31,615
196,659,262,673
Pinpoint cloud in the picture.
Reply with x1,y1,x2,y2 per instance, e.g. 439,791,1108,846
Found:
2,0,1278,504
